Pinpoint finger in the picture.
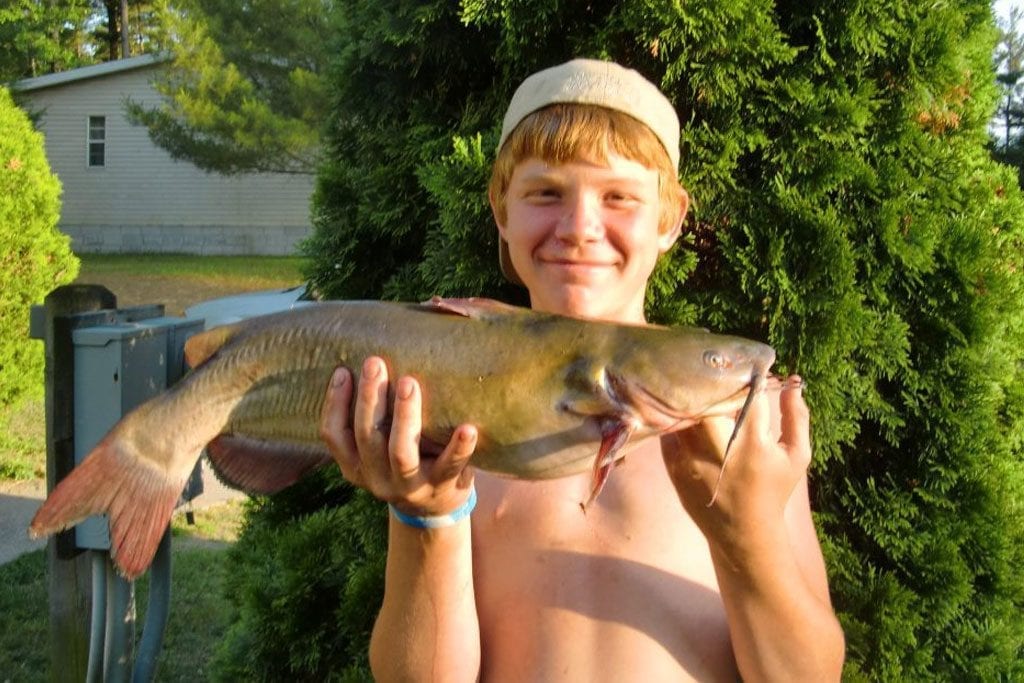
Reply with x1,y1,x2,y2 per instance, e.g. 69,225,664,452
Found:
430,424,478,486
354,356,391,476
779,375,811,467
389,376,424,481
319,367,360,475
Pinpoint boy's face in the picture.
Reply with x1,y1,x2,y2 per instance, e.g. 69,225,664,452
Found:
494,152,684,323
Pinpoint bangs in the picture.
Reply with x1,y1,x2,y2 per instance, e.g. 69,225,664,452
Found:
497,104,671,172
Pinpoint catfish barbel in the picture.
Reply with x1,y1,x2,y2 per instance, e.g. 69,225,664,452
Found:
29,297,776,578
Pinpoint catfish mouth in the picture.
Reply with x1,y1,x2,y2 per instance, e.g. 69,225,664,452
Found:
609,367,776,431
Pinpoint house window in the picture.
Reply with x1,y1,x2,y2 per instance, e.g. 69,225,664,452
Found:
88,116,105,167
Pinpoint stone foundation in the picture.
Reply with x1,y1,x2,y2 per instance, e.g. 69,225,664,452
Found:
62,224,312,256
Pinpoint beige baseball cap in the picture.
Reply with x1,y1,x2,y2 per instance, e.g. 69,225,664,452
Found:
495,58,680,286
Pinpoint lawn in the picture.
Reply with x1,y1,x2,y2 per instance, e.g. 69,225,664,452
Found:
0,502,246,682
76,253,308,316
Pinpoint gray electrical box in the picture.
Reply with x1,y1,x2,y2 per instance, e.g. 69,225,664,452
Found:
71,317,205,550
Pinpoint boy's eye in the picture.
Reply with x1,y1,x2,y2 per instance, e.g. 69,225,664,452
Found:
605,191,638,206
526,188,561,201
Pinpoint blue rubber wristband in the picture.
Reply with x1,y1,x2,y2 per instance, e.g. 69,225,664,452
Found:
388,487,477,529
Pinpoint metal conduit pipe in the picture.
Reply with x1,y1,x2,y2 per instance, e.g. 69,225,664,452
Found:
103,558,134,682
86,551,108,683
132,528,173,683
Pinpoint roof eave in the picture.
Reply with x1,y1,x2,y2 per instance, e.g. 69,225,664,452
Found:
12,53,170,92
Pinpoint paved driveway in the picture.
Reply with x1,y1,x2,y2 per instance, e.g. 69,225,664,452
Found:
0,478,47,564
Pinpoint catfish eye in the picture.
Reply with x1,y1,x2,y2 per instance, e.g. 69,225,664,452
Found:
703,350,732,369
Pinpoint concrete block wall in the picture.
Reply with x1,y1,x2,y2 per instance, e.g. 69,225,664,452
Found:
64,224,311,256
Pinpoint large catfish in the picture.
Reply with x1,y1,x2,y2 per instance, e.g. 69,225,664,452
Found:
30,297,776,578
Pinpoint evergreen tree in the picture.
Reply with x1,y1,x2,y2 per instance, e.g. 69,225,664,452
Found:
0,0,94,81
87,0,159,61
1,0,162,83
218,1,1024,678
125,0,332,174
0,87,79,407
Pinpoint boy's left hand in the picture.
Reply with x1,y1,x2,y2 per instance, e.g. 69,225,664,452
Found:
660,376,812,559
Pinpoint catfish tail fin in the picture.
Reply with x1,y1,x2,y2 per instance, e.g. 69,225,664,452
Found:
29,428,190,580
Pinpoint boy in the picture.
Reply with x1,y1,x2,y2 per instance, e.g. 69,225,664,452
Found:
319,59,844,681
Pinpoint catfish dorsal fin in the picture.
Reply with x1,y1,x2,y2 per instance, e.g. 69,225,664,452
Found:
184,324,239,368
421,296,526,321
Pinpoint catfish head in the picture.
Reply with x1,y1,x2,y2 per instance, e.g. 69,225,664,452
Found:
561,323,777,508
607,325,777,434
603,325,777,506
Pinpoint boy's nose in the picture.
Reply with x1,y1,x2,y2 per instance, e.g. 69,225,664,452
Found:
556,194,602,243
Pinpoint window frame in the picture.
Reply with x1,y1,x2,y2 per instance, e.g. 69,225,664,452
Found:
87,115,106,168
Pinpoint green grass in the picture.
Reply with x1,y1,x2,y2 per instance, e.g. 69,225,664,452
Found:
78,254,307,287
0,502,244,682
0,397,46,480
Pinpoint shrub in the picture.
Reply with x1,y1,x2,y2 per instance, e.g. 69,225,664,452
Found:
218,1,1024,678
0,86,78,408
209,470,386,682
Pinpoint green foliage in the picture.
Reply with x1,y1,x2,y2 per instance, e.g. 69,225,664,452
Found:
210,471,386,681
0,87,78,408
302,0,510,300
125,0,332,174
88,0,160,62
0,0,94,81
217,0,1024,678
0,1,157,82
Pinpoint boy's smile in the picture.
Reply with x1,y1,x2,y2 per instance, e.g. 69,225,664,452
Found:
495,154,682,323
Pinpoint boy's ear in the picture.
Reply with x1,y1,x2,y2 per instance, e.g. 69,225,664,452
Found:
658,187,690,253
488,187,508,237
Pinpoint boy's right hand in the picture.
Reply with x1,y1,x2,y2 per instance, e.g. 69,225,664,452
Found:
319,357,478,517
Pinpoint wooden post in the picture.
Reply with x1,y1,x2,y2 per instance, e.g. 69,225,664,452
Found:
41,284,116,682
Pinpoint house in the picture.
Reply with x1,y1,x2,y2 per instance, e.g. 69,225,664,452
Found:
14,54,314,256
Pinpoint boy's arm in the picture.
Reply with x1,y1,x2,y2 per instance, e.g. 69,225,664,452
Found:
320,360,481,682
662,379,845,682
369,516,480,681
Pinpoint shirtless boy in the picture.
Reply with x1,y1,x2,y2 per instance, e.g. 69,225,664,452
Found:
319,58,845,681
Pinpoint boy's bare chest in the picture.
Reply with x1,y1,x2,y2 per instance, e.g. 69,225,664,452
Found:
471,442,738,681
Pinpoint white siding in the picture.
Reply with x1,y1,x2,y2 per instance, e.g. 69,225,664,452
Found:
21,61,314,255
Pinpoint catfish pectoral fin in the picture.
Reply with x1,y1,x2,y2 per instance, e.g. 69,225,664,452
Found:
582,418,638,509
29,432,187,580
